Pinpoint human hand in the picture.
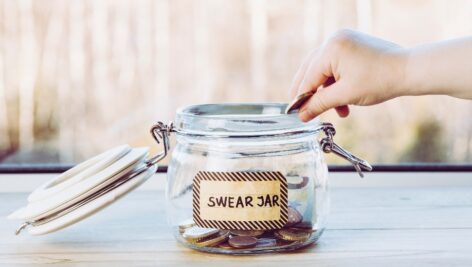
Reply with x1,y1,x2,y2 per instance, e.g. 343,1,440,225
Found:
290,29,407,122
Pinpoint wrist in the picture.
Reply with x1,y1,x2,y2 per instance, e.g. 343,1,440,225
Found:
400,45,447,97
384,48,411,99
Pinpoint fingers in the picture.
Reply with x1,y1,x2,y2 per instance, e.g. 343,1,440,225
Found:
291,41,347,121
296,50,333,97
289,50,318,98
298,81,347,122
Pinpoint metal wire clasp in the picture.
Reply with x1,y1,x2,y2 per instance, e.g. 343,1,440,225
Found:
148,121,371,177
319,122,372,178
148,121,174,166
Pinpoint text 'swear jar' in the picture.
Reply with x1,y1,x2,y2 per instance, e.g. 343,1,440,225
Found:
9,103,371,255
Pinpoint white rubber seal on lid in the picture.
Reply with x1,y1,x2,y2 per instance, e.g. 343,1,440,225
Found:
27,145,131,203
10,147,149,221
28,164,156,235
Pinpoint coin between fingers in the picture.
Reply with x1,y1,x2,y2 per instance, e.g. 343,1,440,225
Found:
285,91,315,114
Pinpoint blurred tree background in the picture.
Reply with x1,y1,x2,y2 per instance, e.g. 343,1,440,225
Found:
401,119,447,162
0,0,471,165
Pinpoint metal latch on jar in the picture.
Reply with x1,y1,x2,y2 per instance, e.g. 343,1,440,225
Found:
150,121,372,178
318,122,372,177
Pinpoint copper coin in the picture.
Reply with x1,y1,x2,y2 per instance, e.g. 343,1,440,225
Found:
286,207,303,226
218,242,233,250
228,236,258,249
292,221,314,230
285,91,315,114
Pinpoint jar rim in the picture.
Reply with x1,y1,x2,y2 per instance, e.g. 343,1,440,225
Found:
174,103,320,138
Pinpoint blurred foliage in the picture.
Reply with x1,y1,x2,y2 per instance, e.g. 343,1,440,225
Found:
400,118,447,162
0,0,471,164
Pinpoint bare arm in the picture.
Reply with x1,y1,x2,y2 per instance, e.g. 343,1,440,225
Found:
291,30,472,122
402,37,472,99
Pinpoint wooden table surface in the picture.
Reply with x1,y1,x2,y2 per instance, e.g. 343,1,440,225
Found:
1,187,472,267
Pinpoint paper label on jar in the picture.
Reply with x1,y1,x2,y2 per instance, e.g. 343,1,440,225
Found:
192,171,288,230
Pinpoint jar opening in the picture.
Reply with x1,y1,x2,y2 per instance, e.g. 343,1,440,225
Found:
175,103,320,138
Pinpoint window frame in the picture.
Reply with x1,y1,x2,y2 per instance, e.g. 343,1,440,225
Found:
0,164,471,174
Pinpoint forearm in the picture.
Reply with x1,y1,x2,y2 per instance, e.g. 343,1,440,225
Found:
401,37,472,99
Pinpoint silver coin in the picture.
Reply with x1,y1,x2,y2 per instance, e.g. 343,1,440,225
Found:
178,219,195,229
183,226,219,241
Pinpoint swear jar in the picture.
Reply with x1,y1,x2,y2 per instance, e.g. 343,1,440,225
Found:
150,103,370,254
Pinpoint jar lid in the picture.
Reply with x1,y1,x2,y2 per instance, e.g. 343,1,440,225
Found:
9,145,157,235
175,103,320,138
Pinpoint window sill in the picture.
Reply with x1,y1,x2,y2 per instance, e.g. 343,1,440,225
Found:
1,170,472,193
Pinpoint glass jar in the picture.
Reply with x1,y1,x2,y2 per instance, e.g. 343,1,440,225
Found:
10,102,369,253
150,103,371,254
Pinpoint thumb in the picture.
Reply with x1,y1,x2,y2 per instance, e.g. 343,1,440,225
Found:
298,81,347,122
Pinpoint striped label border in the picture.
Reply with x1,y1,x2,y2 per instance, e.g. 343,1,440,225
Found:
193,171,288,230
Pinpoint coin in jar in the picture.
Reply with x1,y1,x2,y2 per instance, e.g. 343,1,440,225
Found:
182,226,219,242
255,238,277,248
274,228,312,241
178,219,195,233
287,176,309,189
230,229,265,237
292,221,313,230
228,236,258,249
286,207,303,226
193,230,229,247
218,241,233,250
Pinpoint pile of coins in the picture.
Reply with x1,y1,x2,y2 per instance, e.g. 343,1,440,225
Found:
178,206,315,250
178,174,316,251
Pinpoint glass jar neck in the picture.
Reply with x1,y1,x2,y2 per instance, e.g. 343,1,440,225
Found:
174,133,320,158
174,103,320,139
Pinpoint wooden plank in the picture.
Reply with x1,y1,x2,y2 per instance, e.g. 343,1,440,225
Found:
329,187,472,229
1,187,472,266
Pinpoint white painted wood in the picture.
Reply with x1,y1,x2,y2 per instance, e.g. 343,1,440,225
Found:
1,187,472,266
0,173,166,193
329,171,472,188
